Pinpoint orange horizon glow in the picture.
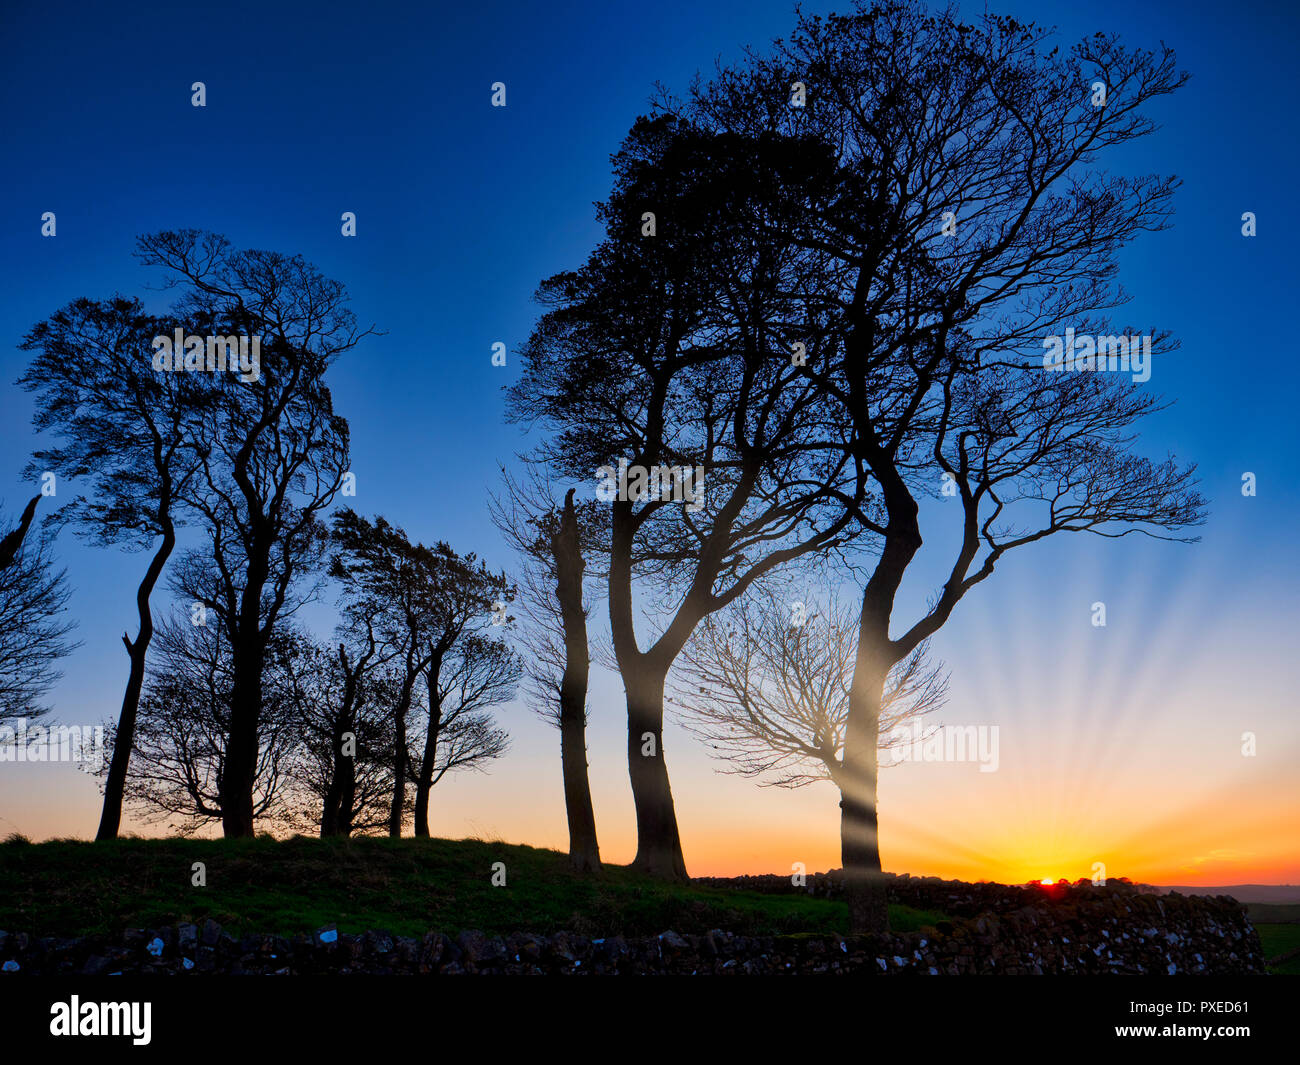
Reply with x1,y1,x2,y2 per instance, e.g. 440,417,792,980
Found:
6,803,1300,889
3,523,1298,891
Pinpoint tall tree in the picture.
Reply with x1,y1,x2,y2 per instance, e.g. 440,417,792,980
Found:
671,0,1205,929
136,230,372,837
490,471,605,872
19,296,206,840
507,118,867,879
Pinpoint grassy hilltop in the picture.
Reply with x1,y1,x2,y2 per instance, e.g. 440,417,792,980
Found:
0,834,945,939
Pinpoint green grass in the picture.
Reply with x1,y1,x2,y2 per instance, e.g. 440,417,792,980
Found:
1247,902,1300,924
0,834,942,939
1255,923,1300,975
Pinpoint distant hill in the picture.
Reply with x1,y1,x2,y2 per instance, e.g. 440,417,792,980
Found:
1160,884,1300,905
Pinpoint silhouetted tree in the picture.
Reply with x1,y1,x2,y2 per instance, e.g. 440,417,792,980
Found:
667,0,1205,930
490,469,605,872
677,587,945,785
330,510,438,837
136,230,372,837
409,630,515,834
19,296,207,840
330,509,515,836
284,629,399,837
507,117,867,880
0,506,76,726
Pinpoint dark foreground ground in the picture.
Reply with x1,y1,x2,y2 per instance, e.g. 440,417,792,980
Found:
0,834,1286,974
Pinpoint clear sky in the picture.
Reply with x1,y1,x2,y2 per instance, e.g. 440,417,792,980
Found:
0,0,1296,886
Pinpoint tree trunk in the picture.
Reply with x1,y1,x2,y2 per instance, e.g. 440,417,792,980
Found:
840,664,888,933
840,791,887,935
96,514,175,841
839,549,917,934
625,663,687,879
609,493,687,881
412,698,441,838
96,642,147,841
388,663,417,837
320,720,346,838
221,644,263,838
338,766,356,837
219,541,272,839
96,641,148,841
837,313,928,930
321,648,360,838
320,780,338,837
560,706,600,873
554,488,600,873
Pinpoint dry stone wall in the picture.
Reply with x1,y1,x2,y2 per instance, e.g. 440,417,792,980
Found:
0,880,1264,975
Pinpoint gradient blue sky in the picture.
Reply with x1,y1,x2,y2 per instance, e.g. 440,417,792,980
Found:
0,0,1296,884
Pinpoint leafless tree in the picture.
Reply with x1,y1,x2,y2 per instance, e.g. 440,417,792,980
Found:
407,631,514,811
408,617,518,837
675,587,945,790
